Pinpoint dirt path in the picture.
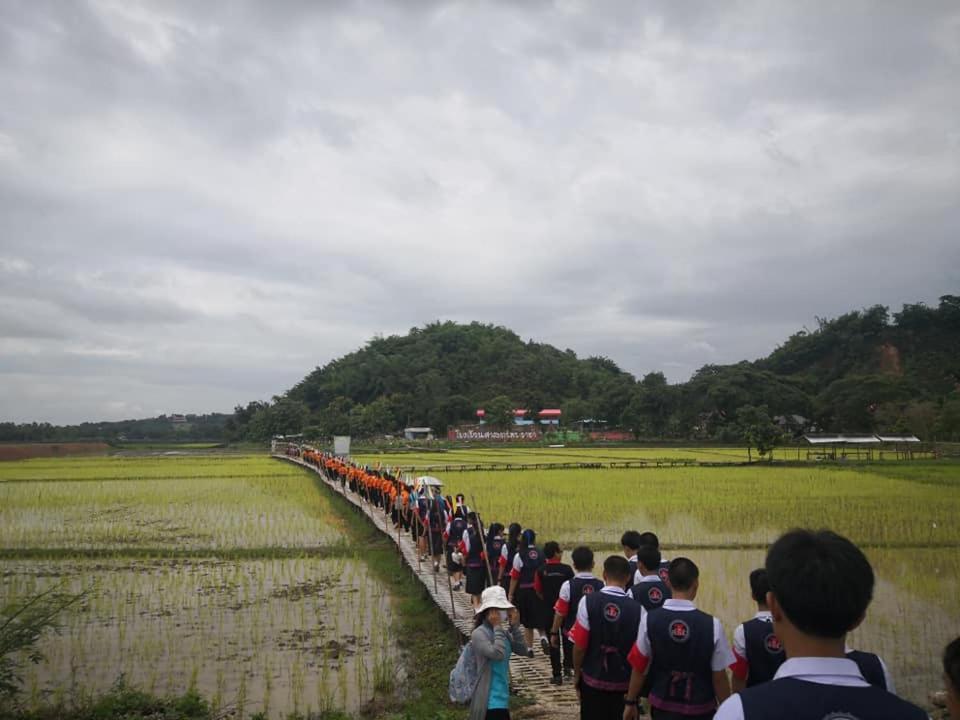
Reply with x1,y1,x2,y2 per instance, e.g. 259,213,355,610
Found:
275,454,581,718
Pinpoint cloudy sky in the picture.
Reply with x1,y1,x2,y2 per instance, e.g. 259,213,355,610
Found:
1,1,958,424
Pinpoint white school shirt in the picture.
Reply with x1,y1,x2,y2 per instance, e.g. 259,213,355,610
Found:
554,572,598,616
714,657,926,720
631,598,734,673
574,585,628,631
731,610,774,668
626,573,663,600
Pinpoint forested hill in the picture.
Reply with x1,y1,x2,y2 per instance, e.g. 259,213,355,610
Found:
271,296,960,441
283,322,634,437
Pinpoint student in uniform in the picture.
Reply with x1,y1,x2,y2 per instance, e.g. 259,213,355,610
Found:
730,569,784,692
628,544,672,613
570,555,643,720
460,511,488,609
485,523,505,587
639,531,671,584
533,541,574,682
446,512,468,591
944,637,960,720
427,493,447,572
621,530,642,594
508,529,544,657
713,529,928,720
551,546,603,683
498,523,522,590
624,558,733,719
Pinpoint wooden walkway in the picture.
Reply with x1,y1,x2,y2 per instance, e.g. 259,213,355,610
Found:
274,454,580,716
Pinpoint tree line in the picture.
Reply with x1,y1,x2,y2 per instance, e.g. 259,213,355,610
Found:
230,296,960,444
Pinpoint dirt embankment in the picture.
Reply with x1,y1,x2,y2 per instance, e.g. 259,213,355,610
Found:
0,442,111,461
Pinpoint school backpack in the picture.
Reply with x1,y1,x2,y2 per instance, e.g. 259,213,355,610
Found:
448,637,481,704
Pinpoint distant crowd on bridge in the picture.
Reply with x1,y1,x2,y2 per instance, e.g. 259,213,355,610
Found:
286,444,959,720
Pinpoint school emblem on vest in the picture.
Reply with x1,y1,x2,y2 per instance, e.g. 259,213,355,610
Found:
528,550,539,560
669,619,690,643
647,586,663,604
764,633,783,654
582,585,596,595
603,602,621,622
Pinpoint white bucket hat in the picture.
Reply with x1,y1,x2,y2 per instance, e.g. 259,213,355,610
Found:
474,585,515,616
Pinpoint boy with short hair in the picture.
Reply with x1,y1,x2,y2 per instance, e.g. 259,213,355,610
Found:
551,546,603,682
621,530,642,593
714,529,927,720
534,541,575,683
628,544,671,613
639,531,671,584
624,557,734,720
730,568,785,692
571,555,643,720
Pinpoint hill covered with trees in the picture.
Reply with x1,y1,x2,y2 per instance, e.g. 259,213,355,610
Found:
232,295,960,442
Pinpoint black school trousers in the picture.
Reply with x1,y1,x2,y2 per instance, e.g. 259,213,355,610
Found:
579,683,624,720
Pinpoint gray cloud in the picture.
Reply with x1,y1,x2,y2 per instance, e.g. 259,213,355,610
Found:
0,0,957,423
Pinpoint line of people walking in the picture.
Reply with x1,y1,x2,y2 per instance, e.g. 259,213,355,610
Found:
296,447,958,720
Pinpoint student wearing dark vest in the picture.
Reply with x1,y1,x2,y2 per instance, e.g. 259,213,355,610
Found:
551,546,603,684
571,555,643,720
730,569,784,691
446,512,468,591
508,529,544,658
533,541,575,682
714,529,928,720
627,544,671,613
621,530,642,595
639,532,671,586
624,557,733,720
460,511,488,609
486,523,505,590
498,523,522,591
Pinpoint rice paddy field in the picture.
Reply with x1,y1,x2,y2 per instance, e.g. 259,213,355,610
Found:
3,447,957,714
0,454,400,718
356,445,960,706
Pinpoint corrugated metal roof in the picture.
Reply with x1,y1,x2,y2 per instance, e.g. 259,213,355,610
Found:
876,435,921,443
803,434,882,444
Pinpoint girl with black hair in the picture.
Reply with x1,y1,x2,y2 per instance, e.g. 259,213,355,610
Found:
498,522,522,590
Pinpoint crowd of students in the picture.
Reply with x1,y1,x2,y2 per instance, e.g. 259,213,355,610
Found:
295,447,960,720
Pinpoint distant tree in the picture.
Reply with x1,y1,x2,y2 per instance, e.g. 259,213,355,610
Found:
245,399,309,441
735,404,782,462
483,395,515,430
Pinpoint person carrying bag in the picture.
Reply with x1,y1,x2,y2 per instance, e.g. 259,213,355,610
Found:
449,585,528,720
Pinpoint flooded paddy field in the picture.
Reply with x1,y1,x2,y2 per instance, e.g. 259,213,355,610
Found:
0,454,401,718
0,457,345,550
383,451,960,707
1,557,400,717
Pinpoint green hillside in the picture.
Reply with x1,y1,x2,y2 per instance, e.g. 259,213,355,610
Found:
260,295,960,441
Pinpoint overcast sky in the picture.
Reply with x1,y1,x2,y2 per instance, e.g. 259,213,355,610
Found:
1,1,958,424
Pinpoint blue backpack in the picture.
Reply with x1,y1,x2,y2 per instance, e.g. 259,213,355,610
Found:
448,634,483,704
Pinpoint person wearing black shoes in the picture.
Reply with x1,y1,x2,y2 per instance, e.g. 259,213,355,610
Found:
551,546,603,683
533,541,574,682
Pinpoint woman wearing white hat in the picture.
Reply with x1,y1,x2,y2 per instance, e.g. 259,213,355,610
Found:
469,585,529,720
